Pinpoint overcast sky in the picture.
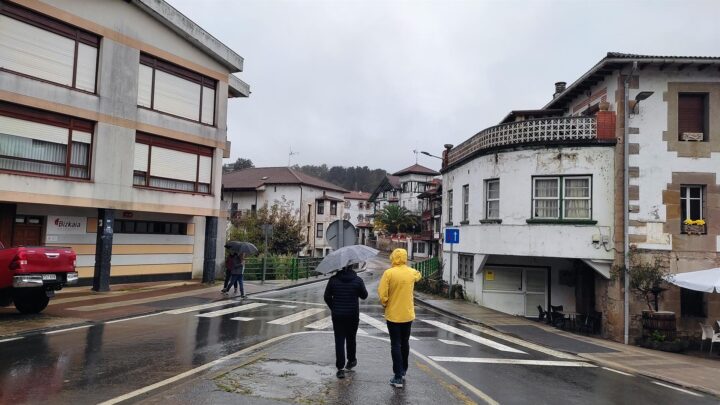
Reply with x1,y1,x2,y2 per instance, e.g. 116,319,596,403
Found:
168,0,720,172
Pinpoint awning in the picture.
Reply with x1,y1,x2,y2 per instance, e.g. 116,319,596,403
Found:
581,259,612,279
664,268,720,293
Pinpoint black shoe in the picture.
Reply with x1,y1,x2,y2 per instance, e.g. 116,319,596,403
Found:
345,360,357,370
240,294,246,298
336,369,345,379
389,376,403,388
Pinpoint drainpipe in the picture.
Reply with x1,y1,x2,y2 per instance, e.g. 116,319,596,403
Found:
623,61,638,345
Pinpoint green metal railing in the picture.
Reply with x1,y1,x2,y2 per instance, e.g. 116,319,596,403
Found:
416,256,440,279
240,256,324,281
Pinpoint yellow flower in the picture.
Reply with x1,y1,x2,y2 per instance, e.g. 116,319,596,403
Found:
696,219,706,226
683,219,693,225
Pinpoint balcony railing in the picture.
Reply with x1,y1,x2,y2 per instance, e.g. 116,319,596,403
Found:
447,116,597,168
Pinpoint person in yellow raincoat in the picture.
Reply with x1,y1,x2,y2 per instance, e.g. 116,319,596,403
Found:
378,248,421,388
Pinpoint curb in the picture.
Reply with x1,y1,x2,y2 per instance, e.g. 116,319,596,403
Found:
413,295,720,399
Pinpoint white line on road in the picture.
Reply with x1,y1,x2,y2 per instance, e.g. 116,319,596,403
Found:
423,320,526,354
268,308,326,325
165,300,238,315
0,337,23,344
652,381,703,397
359,313,419,340
67,287,221,311
105,313,163,324
249,297,325,306
428,357,595,367
439,338,470,347
602,367,634,376
230,317,254,322
304,316,333,330
196,303,266,318
44,325,92,335
279,305,297,308
460,323,579,360
357,328,368,335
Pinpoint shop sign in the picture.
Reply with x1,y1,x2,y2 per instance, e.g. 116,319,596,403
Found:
47,216,86,234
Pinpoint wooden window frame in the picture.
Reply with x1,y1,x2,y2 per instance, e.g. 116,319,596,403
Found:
462,184,470,223
316,223,323,239
330,201,338,216
485,179,500,220
677,93,709,142
531,175,593,221
134,132,213,195
139,53,217,126
0,1,100,94
316,200,324,215
0,101,94,180
680,184,706,234
447,189,453,224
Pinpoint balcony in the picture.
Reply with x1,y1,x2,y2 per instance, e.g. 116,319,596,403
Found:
421,210,432,220
446,116,603,168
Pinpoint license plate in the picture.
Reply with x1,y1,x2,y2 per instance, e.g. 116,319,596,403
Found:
41,274,57,281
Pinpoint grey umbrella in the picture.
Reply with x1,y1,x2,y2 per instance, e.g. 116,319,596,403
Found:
314,245,379,274
224,241,259,255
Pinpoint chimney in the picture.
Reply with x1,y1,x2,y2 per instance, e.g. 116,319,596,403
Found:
442,144,453,170
553,81,566,98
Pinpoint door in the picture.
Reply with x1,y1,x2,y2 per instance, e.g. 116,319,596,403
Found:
13,216,43,246
525,269,548,317
0,204,16,247
483,266,548,317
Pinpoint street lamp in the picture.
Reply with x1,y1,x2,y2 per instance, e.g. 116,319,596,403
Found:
420,151,442,160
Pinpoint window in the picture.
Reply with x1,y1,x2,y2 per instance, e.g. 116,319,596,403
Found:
462,185,469,222
678,93,708,141
681,185,705,232
357,214,364,222
316,223,323,238
330,201,337,216
133,132,213,194
0,2,99,93
113,220,187,235
413,241,426,254
358,202,363,209
0,102,93,179
345,201,351,209
485,179,500,219
458,254,474,280
447,189,453,223
681,288,706,317
316,200,324,215
532,176,591,220
137,54,216,125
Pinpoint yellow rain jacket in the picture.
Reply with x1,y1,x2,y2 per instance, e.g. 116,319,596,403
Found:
378,248,422,323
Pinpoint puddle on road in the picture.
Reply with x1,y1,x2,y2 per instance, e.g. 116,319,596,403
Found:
215,359,336,402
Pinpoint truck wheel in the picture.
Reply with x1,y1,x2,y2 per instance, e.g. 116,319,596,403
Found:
13,290,50,314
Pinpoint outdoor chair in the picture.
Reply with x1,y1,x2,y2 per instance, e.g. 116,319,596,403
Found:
548,305,565,328
699,323,720,354
536,305,546,322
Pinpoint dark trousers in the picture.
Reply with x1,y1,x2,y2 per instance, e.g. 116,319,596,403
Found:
225,273,244,295
387,320,412,379
223,269,238,290
332,315,359,370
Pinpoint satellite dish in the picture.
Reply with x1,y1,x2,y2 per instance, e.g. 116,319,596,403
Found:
326,220,357,250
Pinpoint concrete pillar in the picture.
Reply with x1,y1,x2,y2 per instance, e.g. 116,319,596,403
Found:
92,208,114,292
202,216,218,283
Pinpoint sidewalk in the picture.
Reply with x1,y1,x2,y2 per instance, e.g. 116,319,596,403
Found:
414,291,720,398
0,274,333,338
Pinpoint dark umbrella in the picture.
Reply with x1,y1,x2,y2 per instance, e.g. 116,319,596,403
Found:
314,245,379,274
224,241,259,255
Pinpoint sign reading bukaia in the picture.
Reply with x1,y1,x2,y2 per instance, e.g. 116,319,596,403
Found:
47,216,87,234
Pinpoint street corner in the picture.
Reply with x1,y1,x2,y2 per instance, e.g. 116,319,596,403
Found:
138,332,479,405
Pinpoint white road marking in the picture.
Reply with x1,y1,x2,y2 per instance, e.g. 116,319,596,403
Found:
439,338,470,347
359,313,419,340
305,316,333,330
250,297,324,306
652,381,703,397
196,303,266,318
99,331,499,405
268,308,326,325
460,323,579,360
429,357,595,367
602,367,634,376
44,325,92,335
279,305,297,308
67,287,220,311
165,300,237,315
357,328,368,335
231,317,254,322
422,320,526,354
105,313,163,324
0,337,23,344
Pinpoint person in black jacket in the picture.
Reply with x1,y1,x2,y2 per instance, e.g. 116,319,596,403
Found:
323,265,368,379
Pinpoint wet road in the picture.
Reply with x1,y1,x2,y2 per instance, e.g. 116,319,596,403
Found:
0,257,716,404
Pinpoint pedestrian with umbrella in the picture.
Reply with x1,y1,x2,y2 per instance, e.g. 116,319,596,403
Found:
319,245,377,379
222,241,258,297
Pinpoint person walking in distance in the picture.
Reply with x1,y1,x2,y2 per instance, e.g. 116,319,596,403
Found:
221,253,238,294
378,248,421,388
324,265,368,379
222,252,245,297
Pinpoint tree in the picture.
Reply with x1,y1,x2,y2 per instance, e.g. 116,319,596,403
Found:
294,164,388,192
373,204,420,234
628,255,670,312
223,157,254,173
228,199,305,255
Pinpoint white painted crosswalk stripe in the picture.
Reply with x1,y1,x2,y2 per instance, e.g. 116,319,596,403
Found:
422,320,526,354
439,338,470,347
268,308,326,325
304,316,333,330
359,313,418,340
652,381,703,397
357,328,368,335
231,317,254,322
461,323,579,360
0,337,23,344
165,300,237,315
428,357,595,367
196,303,266,318
279,305,297,308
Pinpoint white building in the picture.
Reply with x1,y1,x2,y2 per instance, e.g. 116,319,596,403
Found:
0,0,249,288
344,191,373,245
222,167,347,257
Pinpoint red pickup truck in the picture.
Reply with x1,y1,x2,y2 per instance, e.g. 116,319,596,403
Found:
0,243,78,314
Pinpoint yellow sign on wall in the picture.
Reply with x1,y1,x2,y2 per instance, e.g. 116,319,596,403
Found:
485,270,495,281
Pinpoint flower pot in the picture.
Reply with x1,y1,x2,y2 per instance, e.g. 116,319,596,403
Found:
683,224,705,235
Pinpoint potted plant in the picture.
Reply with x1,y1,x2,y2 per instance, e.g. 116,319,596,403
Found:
683,219,706,235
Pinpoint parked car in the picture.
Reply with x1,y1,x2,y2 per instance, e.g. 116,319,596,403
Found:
0,242,78,314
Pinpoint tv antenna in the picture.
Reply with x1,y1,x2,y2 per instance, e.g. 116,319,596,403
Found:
413,149,419,164
288,147,299,166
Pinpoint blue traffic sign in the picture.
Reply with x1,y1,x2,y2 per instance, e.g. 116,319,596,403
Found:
445,228,459,244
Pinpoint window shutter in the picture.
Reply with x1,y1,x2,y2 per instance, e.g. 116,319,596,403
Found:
137,64,153,108
198,155,212,183
134,143,149,172
201,87,215,125
150,146,197,182
678,94,705,134
75,44,97,92
153,70,201,121
0,115,68,144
